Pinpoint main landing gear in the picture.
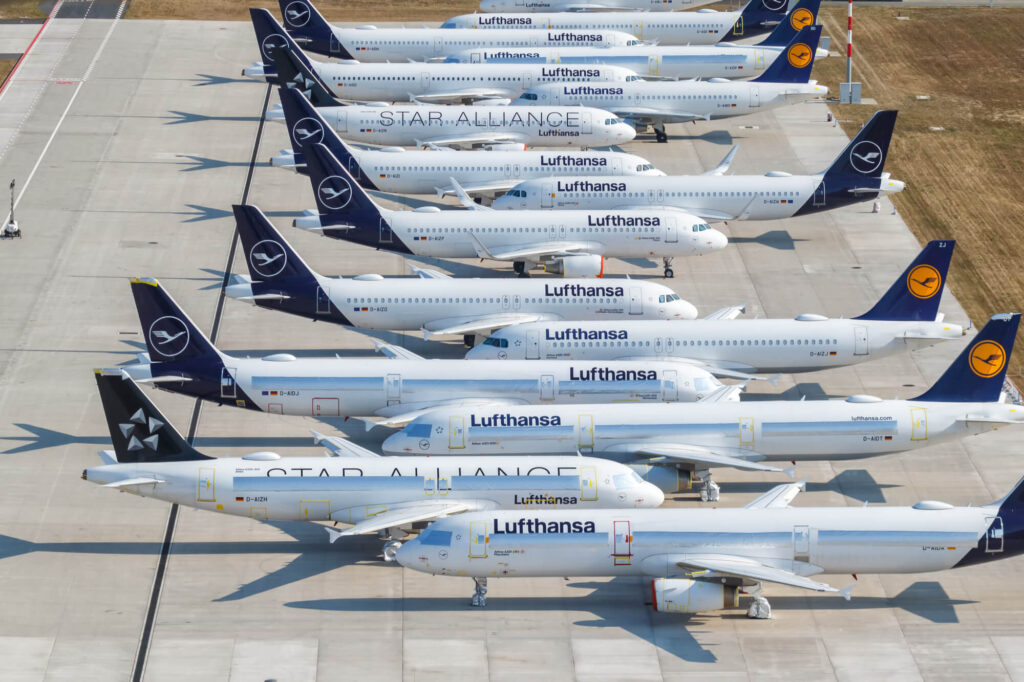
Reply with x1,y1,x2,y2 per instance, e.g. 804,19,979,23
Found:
379,527,405,563
662,257,674,279
745,584,772,619
653,121,668,143
513,260,530,278
698,472,720,502
471,577,488,607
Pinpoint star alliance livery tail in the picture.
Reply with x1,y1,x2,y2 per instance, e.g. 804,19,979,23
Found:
733,0,798,38
756,0,821,48
230,204,353,325
278,87,375,182
276,0,350,60
248,8,314,84
94,370,211,463
855,240,955,322
913,313,1020,403
270,46,339,108
752,24,821,84
302,142,412,253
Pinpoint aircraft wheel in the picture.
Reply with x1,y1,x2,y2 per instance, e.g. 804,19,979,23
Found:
664,268,674,279
382,540,402,563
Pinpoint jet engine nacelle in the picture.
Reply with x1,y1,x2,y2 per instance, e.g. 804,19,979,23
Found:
544,254,604,278
629,464,693,493
650,578,739,614
486,143,528,151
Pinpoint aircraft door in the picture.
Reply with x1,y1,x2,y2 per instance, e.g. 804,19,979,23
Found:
632,19,644,40
220,367,237,399
386,373,401,405
793,525,812,562
732,16,744,36
526,330,540,359
520,72,533,90
580,466,598,501
813,181,826,206
329,34,345,58
300,500,330,520
749,85,760,108
613,520,631,565
854,325,868,355
469,520,488,558
665,216,678,243
647,54,659,76
986,517,1004,553
471,51,481,63
578,414,594,448
433,37,443,58
313,398,340,417
379,219,393,244
739,417,754,446
540,374,555,400
754,49,765,70
197,468,216,502
316,286,331,315
911,407,927,441
663,369,678,401
629,287,642,314
580,111,592,134
541,183,554,208
611,157,622,174
334,109,347,133
420,72,431,91
449,415,465,449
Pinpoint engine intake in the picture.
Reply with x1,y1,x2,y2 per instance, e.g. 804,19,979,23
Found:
651,578,738,613
543,254,604,278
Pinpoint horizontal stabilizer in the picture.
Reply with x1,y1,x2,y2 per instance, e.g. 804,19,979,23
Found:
703,304,746,321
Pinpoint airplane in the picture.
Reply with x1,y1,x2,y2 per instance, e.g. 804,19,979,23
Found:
511,24,827,142
296,142,727,277
396,476,1024,615
271,86,663,201
492,109,905,216
384,311,1017,502
478,0,694,12
268,0,643,66
466,241,963,367
224,205,699,347
451,0,793,42
444,0,827,81
120,277,730,427
83,370,666,561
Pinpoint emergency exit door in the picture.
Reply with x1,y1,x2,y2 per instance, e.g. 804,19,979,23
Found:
910,407,927,441
449,415,465,449
854,326,869,355
629,287,642,315
580,466,598,501
578,414,594,448
739,417,755,445
526,330,540,359
613,520,632,565
469,520,488,558
198,468,216,502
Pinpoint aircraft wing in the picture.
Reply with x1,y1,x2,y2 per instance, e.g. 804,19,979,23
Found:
703,146,738,176
102,477,164,488
744,481,806,509
623,442,791,474
369,397,527,429
613,106,710,125
437,179,518,199
466,233,593,261
372,340,424,360
415,132,523,148
696,384,744,403
421,311,556,339
326,500,475,540
703,304,746,321
412,89,511,105
612,355,763,382
448,178,494,211
673,554,850,597
610,204,738,222
311,430,381,458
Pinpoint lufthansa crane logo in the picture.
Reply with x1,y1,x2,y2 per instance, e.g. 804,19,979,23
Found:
762,0,787,11
790,8,815,30
291,117,324,146
787,42,813,69
317,175,353,210
284,1,311,27
249,239,288,278
969,340,1006,379
148,316,190,358
261,33,289,62
849,140,884,175
906,264,941,299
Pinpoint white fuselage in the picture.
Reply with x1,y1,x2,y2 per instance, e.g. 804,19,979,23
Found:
270,148,665,193
269,104,636,148
125,357,726,416
226,277,698,329
443,11,746,46
512,79,828,125
465,317,964,372
479,0,694,13
398,506,992,579
491,171,903,216
445,45,778,80
310,60,639,103
84,455,664,524
382,398,1024,461
327,27,641,62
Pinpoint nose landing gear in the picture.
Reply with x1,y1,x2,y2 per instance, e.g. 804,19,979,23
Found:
471,577,488,607
663,257,675,279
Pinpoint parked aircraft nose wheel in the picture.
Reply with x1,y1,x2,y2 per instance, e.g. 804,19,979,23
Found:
664,268,674,279
382,540,402,563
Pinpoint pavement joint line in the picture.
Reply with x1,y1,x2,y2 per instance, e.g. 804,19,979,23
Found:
129,82,273,682
2,0,126,227
0,0,62,104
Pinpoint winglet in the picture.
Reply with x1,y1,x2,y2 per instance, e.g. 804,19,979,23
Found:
325,526,345,544
704,145,738,176
449,177,492,211
466,231,496,260
839,583,855,601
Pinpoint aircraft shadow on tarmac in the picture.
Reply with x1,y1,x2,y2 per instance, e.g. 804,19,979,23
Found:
179,204,307,223
192,74,258,87
712,469,897,505
727,230,807,251
165,111,264,126
648,129,734,146
740,383,844,402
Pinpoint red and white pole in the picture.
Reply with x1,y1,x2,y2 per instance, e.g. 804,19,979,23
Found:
846,0,853,86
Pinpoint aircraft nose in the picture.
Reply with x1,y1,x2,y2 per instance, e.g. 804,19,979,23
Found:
381,431,409,454
394,538,418,567
641,483,665,507
708,229,728,252
616,124,637,142
676,299,698,320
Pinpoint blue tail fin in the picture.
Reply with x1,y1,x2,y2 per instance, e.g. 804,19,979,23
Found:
821,109,897,180
270,47,338,108
752,24,821,84
757,0,821,48
278,87,378,188
95,371,211,463
855,240,955,321
249,8,312,84
132,278,221,367
913,313,1020,403
232,204,354,325
276,0,352,59
732,0,793,38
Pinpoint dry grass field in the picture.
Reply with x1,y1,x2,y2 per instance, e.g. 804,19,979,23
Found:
814,7,1024,383
0,58,16,85
0,1,46,19
125,0,479,21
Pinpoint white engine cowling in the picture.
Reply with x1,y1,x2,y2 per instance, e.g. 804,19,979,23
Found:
485,143,527,151
651,578,738,613
544,254,604,278
628,465,693,493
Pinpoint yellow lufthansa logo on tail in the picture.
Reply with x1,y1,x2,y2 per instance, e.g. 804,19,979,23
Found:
969,340,1006,379
787,43,813,69
906,264,941,299
790,8,814,30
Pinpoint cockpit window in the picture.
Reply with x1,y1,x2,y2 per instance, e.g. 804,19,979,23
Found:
603,117,626,126
520,93,538,101
627,75,640,81
627,39,640,46
614,473,633,490
419,530,452,546
483,337,509,348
